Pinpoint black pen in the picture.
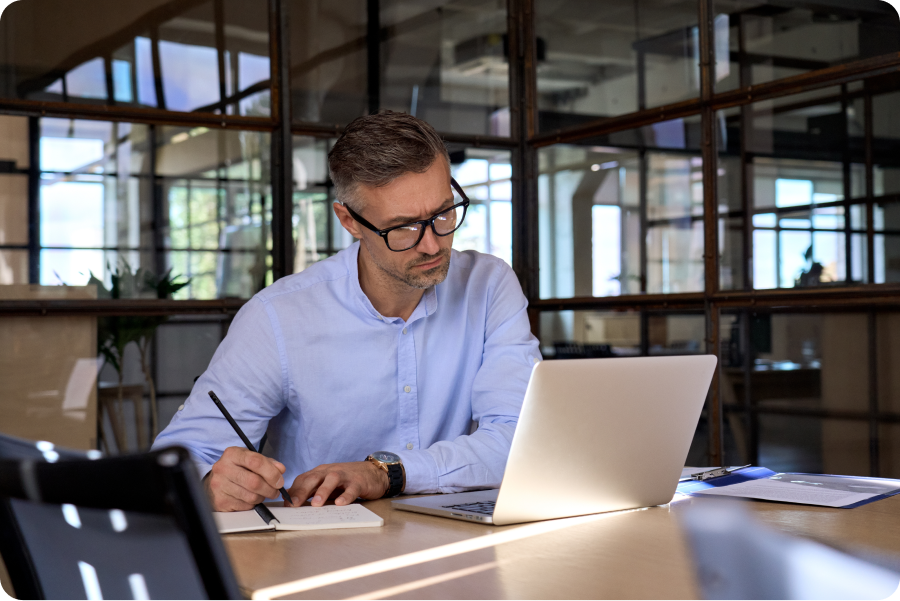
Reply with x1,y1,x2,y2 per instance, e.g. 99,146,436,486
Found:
207,390,293,505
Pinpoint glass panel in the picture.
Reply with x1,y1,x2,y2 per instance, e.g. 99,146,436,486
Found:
759,415,869,475
720,312,868,411
881,424,900,480
714,0,900,92
450,148,513,266
34,119,271,297
719,312,749,465
0,312,100,450
0,115,30,169
822,420,871,477
155,319,224,396
0,0,270,116
537,310,640,359
288,0,367,125
877,313,900,415
538,119,702,299
535,0,700,130
382,0,509,136
721,312,873,472
647,314,705,355
537,309,703,358
873,90,900,198
0,174,28,247
877,313,900,478
718,143,744,290
288,0,509,135
718,91,868,289
0,249,27,284
874,233,900,284
292,135,352,272
646,154,705,293
95,314,230,453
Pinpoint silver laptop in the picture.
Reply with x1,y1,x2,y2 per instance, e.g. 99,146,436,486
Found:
392,355,717,526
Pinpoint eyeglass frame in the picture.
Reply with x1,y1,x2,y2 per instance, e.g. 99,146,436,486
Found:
341,178,470,252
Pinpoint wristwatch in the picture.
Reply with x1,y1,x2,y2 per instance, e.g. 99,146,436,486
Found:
366,451,405,498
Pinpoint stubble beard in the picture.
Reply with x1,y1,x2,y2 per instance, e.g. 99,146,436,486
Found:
367,244,451,290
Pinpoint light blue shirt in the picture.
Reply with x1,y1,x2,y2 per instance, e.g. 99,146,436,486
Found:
152,242,541,494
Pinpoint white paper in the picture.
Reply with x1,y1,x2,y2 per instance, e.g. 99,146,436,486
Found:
213,510,273,534
269,505,383,531
694,479,878,507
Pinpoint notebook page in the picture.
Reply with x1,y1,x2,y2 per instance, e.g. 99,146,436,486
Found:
213,510,274,534
269,504,384,531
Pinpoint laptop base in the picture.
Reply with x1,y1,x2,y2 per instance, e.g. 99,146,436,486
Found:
392,489,498,524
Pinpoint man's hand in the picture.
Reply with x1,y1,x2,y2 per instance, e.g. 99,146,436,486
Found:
288,461,389,507
204,446,294,511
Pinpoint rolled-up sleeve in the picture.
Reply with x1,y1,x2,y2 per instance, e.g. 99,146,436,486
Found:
397,266,540,493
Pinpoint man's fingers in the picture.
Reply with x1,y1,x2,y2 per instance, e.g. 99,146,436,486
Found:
311,472,344,507
335,481,362,506
288,472,324,505
207,472,265,510
230,448,285,489
233,466,279,499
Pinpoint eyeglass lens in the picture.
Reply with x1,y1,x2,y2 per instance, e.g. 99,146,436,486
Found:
386,204,466,250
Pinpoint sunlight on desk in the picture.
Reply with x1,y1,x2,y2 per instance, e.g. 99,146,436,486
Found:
250,506,649,599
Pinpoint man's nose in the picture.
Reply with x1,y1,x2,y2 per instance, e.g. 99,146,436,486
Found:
417,224,441,255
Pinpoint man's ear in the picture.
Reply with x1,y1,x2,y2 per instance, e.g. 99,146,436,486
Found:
333,202,363,240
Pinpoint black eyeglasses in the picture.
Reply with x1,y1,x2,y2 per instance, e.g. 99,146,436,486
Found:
343,178,470,252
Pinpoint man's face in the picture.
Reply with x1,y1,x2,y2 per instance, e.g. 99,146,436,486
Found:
336,156,456,290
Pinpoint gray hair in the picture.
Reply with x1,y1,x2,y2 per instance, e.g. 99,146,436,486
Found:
328,111,450,211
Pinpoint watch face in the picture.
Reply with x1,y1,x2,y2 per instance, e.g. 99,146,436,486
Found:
373,451,400,464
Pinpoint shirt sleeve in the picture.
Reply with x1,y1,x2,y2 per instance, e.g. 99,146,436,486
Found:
396,264,541,493
150,296,288,479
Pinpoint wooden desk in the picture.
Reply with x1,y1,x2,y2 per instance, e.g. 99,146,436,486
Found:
223,494,900,599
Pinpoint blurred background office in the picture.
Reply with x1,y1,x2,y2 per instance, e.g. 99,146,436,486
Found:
0,0,898,479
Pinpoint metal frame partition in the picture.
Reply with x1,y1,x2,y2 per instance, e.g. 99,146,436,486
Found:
0,0,899,468
524,0,900,471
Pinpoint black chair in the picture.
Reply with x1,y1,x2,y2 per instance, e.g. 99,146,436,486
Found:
0,434,241,600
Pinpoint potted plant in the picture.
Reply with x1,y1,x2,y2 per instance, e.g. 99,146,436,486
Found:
90,261,189,452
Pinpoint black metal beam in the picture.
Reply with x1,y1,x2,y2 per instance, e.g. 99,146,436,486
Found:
26,116,39,284
270,0,293,280
869,311,880,476
367,0,380,115
0,299,247,317
508,0,539,305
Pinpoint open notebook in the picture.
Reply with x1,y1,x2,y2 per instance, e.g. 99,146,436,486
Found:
213,504,384,534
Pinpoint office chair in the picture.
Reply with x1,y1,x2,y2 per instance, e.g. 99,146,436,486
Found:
0,435,242,600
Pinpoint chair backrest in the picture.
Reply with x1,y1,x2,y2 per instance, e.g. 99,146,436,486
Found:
0,432,97,463
0,434,241,600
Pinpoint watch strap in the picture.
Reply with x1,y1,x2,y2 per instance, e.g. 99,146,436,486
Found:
383,463,404,498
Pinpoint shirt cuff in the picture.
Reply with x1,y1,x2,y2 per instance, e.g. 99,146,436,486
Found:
395,449,440,494
194,461,214,481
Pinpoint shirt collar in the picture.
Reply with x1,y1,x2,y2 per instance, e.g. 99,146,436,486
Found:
344,241,441,325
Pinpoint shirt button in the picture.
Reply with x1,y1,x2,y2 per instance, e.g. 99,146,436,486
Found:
406,443,414,450
402,328,407,335
177,404,185,411
377,315,383,321
404,385,411,393
533,357,539,364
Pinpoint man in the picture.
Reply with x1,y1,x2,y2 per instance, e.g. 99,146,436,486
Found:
152,111,541,511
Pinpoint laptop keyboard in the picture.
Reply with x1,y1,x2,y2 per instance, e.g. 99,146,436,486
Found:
442,500,496,515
